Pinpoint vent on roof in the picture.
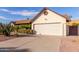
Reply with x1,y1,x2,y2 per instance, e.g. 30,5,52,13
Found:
44,7,48,10
27,18,29,20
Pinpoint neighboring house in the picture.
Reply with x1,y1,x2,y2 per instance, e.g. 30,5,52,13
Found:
32,8,70,36
9,19,32,35
14,19,32,25
10,19,32,29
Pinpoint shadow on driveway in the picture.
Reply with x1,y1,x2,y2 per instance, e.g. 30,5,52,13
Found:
0,47,31,52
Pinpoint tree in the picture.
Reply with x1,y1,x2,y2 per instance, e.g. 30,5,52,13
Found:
2,24,14,36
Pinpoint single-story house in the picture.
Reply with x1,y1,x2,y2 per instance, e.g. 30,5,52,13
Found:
32,8,79,36
32,8,70,36
10,19,32,29
14,19,32,25
9,19,32,35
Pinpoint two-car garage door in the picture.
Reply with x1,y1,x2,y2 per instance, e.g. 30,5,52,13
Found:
33,23,64,36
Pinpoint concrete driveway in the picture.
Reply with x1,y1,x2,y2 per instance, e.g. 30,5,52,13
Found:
0,35,61,52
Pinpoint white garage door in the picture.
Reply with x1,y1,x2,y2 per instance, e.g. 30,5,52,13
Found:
34,23,64,36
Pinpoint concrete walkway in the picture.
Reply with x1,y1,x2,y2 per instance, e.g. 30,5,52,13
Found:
0,35,61,52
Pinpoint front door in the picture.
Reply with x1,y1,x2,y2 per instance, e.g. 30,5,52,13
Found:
69,26,78,35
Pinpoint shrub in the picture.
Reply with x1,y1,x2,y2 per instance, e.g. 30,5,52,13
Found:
72,23,79,26
17,29,36,34
0,29,3,34
3,25,14,36
15,24,31,29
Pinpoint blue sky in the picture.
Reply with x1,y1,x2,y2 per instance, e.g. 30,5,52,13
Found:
0,7,79,24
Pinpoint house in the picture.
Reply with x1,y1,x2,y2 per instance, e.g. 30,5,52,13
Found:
32,8,70,36
9,19,32,35
14,19,32,25
10,8,79,36
10,19,32,29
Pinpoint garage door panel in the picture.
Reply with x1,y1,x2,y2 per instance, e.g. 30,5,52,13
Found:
34,23,63,35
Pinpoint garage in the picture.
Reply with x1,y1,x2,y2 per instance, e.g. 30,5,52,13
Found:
33,23,64,35
32,8,67,36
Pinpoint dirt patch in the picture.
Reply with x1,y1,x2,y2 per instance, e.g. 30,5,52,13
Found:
60,36,79,52
0,35,16,42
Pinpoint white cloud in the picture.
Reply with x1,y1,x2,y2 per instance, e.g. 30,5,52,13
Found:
0,9,10,12
0,8,38,16
10,10,38,16
0,16,7,19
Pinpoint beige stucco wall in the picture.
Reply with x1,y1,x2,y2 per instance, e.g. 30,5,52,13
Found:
66,25,69,36
32,10,66,24
32,10,67,36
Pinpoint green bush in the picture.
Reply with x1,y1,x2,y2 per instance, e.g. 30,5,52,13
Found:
15,24,31,29
3,25,14,36
17,29,36,34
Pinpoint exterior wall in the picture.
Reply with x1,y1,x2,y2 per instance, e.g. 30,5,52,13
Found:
32,10,67,36
63,23,67,36
32,10,66,24
66,25,69,36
